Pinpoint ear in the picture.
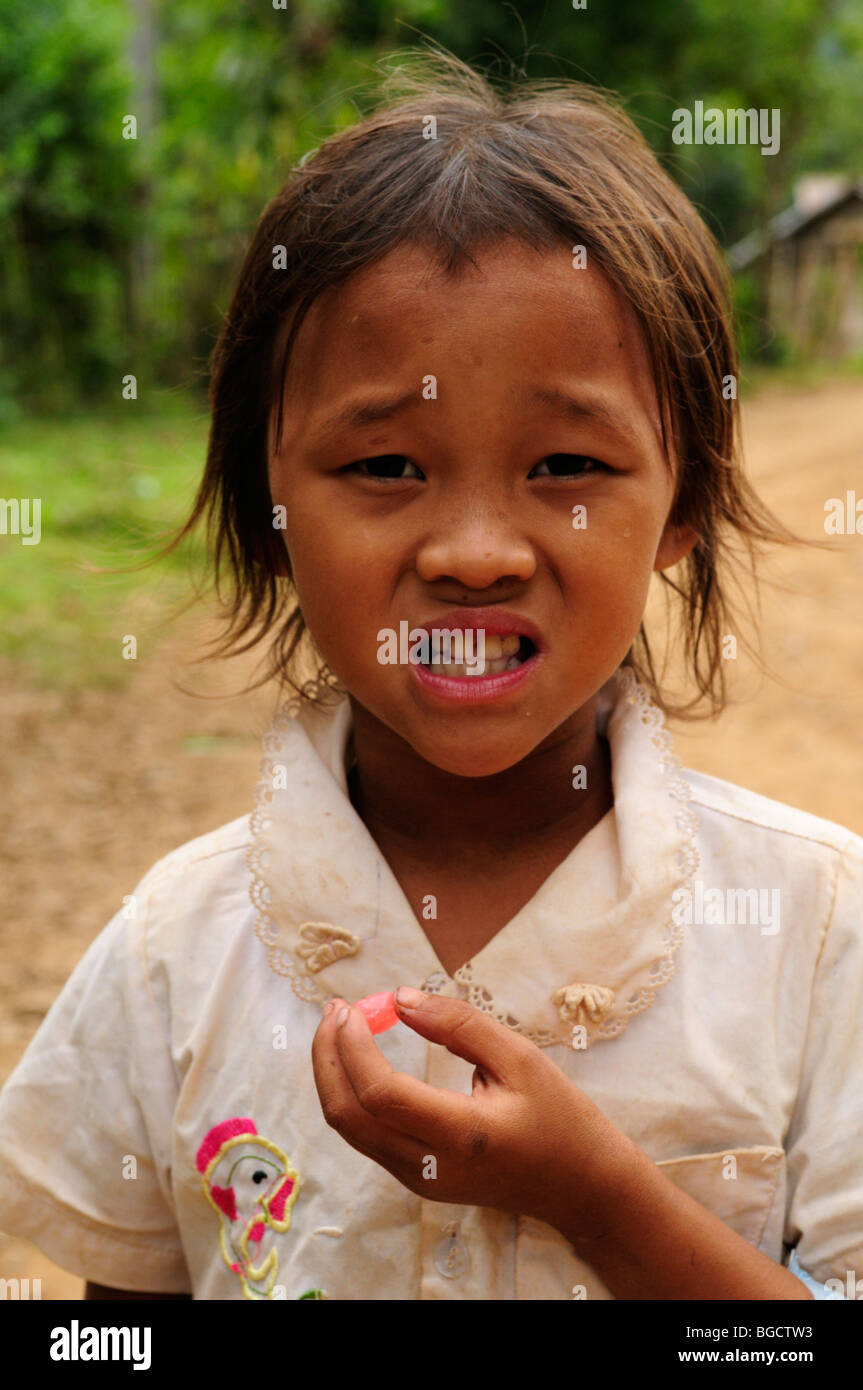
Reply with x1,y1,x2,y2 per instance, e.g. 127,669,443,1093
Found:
653,520,699,572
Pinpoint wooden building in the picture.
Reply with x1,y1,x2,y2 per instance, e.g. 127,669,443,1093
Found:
728,176,863,361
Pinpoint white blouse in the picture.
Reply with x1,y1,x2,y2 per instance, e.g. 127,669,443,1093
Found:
0,668,860,1299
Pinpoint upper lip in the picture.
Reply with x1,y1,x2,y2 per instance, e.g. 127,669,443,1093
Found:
413,608,544,652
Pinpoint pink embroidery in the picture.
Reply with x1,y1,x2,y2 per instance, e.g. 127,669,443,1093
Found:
249,1220,266,1243
210,1184,238,1221
268,1177,294,1222
196,1117,257,1173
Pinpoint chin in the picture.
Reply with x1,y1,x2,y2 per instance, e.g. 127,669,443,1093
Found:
408,731,539,780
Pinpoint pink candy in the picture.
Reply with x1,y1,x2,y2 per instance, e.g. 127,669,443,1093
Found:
355,991,400,1034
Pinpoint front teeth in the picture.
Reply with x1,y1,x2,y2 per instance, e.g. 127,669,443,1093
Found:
426,651,524,677
420,632,530,678
482,634,520,660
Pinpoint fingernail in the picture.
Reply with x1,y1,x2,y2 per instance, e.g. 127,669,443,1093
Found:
395,986,427,1010
336,1004,351,1027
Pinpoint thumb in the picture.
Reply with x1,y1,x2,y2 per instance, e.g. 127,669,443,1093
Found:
393,987,536,1085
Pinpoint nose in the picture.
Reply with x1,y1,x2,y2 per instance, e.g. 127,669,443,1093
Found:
415,506,537,591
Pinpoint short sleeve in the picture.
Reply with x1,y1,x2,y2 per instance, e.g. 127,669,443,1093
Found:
783,835,863,1287
0,883,191,1293
786,1248,845,1299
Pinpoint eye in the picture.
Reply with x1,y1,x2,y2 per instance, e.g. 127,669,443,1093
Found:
348,454,424,480
252,1170,268,1184
530,454,610,478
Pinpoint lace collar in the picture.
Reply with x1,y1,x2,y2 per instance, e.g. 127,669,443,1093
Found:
248,666,700,1049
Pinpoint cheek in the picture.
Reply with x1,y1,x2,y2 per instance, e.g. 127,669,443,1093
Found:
282,513,395,673
558,523,659,636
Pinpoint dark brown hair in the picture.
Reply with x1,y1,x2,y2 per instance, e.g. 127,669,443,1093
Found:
167,46,801,717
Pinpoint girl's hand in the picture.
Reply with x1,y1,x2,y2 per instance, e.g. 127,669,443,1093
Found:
313,989,816,1299
311,987,629,1234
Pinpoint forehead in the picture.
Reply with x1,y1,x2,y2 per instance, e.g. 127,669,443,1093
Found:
276,238,662,439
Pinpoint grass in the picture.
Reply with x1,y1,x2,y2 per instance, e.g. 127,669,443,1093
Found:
0,393,212,689
739,356,863,399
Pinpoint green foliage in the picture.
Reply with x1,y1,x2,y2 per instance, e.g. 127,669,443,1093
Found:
0,0,136,416
2,0,863,406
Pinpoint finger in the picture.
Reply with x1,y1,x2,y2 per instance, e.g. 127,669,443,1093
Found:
392,988,540,1086
333,1003,475,1146
311,1001,427,1174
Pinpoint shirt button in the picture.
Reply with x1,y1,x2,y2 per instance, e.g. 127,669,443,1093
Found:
433,1221,470,1280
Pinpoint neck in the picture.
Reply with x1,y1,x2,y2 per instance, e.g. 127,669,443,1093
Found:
346,695,613,861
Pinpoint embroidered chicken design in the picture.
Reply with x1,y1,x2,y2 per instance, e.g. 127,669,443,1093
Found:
197,1117,300,1299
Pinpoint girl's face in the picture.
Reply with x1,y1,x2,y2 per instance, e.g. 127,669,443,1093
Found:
268,238,696,777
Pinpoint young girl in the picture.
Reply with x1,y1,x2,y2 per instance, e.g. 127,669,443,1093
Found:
1,52,860,1302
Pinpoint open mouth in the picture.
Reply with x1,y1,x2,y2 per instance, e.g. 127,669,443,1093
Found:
419,633,536,679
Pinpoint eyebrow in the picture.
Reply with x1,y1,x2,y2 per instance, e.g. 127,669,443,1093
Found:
316,391,420,436
526,387,645,445
313,385,648,447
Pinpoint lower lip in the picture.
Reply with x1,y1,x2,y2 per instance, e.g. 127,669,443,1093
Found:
409,650,542,703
